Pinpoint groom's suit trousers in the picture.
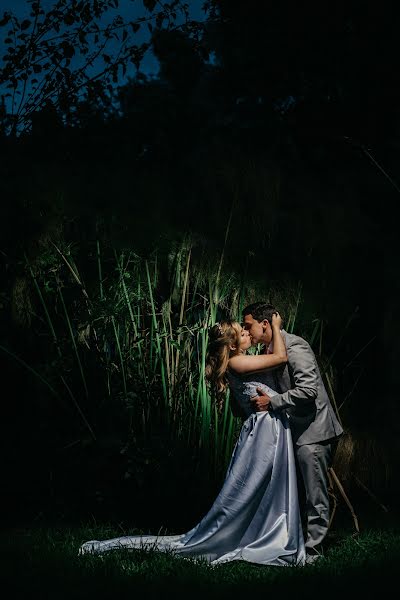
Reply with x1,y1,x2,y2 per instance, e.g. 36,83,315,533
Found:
295,440,334,553
268,330,343,553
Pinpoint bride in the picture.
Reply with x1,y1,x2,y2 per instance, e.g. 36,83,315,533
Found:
79,313,305,566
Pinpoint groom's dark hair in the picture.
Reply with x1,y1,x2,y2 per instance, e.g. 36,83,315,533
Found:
242,302,278,324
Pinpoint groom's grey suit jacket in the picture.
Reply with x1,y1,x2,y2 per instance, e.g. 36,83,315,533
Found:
269,330,343,446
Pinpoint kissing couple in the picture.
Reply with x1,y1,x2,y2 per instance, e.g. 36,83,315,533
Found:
79,302,343,566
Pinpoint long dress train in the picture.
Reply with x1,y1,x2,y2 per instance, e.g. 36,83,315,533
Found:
79,372,305,566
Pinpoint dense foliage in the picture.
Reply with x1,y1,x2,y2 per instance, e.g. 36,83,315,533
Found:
0,1,397,527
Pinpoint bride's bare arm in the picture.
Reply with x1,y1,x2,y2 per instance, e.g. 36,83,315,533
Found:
228,314,287,375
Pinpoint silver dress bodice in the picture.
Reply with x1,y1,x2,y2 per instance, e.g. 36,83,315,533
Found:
227,368,278,418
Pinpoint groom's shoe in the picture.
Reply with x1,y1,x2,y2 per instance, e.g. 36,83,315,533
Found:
305,547,324,565
305,553,321,565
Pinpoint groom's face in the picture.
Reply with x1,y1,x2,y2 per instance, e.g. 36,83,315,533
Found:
243,314,272,345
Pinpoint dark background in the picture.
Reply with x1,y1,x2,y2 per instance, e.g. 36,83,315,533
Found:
0,0,397,531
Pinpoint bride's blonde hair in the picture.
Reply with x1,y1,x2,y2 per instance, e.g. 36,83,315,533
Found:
205,321,242,409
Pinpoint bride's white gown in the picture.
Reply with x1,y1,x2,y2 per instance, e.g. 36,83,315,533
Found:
79,371,305,566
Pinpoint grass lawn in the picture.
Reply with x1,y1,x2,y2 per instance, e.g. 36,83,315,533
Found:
2,513,399,599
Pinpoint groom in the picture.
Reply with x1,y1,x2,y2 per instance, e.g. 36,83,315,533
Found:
242,302,343,562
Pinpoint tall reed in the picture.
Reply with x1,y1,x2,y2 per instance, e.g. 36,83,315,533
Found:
15,238,338,477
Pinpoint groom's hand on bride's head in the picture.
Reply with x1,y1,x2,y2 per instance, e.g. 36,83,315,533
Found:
250,388,272,412
271,312,282,329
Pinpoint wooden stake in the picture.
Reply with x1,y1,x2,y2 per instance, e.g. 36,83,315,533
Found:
328,467,360,534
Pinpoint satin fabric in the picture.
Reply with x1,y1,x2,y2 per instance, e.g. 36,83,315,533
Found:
79,378,305,566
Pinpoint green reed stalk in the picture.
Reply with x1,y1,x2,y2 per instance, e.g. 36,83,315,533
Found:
58,244,109,374
189,272,200,314
58,283,89,398
111,316,127,397
193,326,206,448
136,279,141,321
237,254,249,321
213,200,234,307
51,241,90,302
153,253,158,288
220,391,230,448
164,328,172,389
97,240,103,300
174,243,191,381
167,307,175,390
149,319,154,372
199,327,211,451
145,260,168,406
164,318,178,424
208,281,217,325
288,282,302,333
213,403,219,474
309,319,321,347
193,360,202,427
25,254,62,358
187,373,198,446
114,250,139,341
114,258,149,408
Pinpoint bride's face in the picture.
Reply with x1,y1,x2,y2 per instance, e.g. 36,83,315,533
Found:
239,328,252,352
